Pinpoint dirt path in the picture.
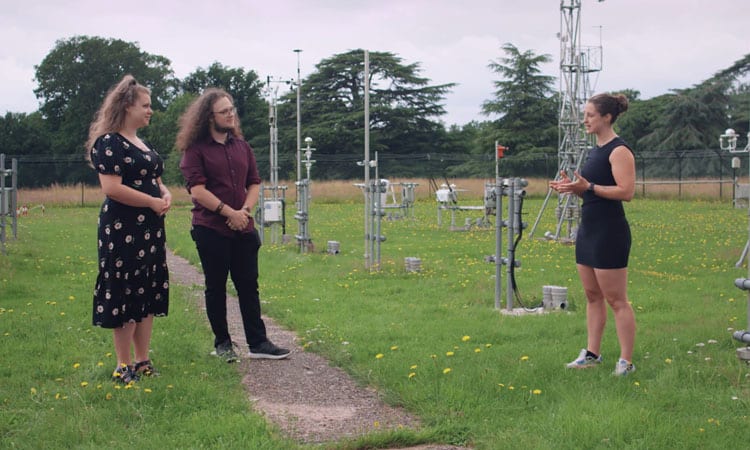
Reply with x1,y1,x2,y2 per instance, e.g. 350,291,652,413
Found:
167,250,469,449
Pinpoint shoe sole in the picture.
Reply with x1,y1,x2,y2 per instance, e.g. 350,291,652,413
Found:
247,352,291,360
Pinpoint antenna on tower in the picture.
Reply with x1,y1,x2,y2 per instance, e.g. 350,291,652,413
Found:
529,0,603,241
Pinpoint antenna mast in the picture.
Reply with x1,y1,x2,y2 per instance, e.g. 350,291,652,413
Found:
530,0,603,240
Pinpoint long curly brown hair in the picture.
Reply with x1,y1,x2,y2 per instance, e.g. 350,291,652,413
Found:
85,74,150,155
175,88,243,152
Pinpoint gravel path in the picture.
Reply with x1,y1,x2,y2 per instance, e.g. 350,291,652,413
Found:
167,250,469,449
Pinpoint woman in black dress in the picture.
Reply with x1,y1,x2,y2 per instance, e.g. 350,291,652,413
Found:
550,93,637,376
86,75,171,383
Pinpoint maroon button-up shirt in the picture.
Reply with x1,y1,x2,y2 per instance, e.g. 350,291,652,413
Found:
179,134,262,237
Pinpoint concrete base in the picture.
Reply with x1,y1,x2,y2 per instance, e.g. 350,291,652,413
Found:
498,307,546,316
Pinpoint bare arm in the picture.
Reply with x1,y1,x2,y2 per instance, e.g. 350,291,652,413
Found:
242,184,260,215
549,146,635,201
598,146,635,201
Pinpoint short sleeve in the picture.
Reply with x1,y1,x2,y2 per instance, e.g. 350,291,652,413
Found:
90,134,125,175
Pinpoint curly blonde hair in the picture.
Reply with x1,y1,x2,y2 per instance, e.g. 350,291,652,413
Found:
85,74,150,154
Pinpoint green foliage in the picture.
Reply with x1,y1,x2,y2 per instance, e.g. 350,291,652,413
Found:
3,198,750,448
2,36,748,187
276,49,456,179
32,36,179,185
0,112,54,186
141,93,196,186
480,43,558,157
638,80,732,151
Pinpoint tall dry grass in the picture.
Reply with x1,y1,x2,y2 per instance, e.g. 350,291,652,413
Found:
16,177,738,207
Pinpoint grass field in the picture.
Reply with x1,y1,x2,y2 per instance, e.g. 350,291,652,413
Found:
2,186,750,449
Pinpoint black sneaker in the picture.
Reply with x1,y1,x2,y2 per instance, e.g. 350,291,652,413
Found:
211,340,240,363
248,341,291,360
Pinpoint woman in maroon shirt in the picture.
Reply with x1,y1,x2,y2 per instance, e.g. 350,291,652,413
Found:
176,88,289,362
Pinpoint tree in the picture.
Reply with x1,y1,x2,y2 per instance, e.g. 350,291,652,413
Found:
34,35,178,165
638,80,731,152
276,49,455,179
0,112,56,187
481,43,558,158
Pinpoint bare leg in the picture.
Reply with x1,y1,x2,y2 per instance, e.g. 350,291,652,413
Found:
133,315,154,362
113,322,136,367
596,267,636,361
577,264,606,356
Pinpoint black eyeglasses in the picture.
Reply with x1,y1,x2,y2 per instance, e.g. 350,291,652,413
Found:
213,107,236,117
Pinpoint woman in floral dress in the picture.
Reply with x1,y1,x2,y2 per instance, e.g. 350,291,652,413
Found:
86,75,171,383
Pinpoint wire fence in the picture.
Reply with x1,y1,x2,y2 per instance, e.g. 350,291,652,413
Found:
5,148,749,202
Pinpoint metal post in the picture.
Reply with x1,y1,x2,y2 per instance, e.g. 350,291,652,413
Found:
720,128,750,361
363,50,371,269
506,180,515,310
294,49,302,184
494,178,503,309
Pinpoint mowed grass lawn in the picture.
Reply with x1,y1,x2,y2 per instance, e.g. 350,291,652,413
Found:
2,195,750,449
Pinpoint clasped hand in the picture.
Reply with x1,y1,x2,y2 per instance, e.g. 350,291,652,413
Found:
549,170,589,196
226,208,250,231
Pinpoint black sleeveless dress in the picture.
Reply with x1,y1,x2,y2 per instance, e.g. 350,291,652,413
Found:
576,136,633,269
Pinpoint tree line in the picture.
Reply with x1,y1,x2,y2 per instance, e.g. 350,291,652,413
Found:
0,35,748,188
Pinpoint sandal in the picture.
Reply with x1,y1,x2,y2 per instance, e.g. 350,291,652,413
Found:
134,359,159,377
112,364,139,384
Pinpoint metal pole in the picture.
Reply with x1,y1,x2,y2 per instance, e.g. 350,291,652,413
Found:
506,180,515,310
494,179,503,309
294,49,302,184
363,50,371,269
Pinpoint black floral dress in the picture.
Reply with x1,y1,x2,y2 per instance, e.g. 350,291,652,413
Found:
90,133,169,328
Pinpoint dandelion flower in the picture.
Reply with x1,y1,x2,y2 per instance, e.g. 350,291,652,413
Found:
408,372,416,379
474,348,481,353
446,351,454,357
30,387,37,395
665,358,672,364
80,382,88,387
390,346,398,351
443,368,452,374
520,355,529,361
105,393,113,400
73,363,81,369
532,389,542,395
375,353,384,359
461,335,470,342
485,343,492,348
410,364,418,369
144,388,152,393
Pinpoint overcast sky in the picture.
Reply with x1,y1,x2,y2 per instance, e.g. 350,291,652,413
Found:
1,0,747,126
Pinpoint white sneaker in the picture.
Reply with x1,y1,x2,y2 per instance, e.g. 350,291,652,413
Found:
566,348,602,369
613,358,636,376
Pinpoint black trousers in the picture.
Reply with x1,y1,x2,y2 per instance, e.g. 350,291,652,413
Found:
191,225,268,348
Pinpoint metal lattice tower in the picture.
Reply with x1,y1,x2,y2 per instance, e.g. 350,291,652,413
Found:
530,0,602,240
